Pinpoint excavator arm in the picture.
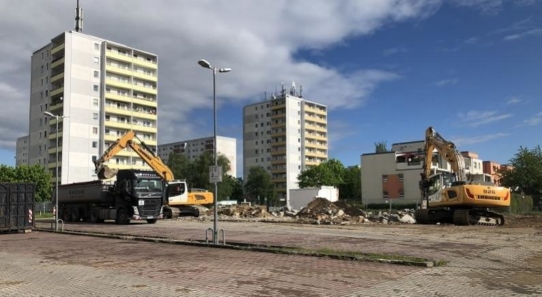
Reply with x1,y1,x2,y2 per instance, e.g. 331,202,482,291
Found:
94,130,174,181
422,126,467,182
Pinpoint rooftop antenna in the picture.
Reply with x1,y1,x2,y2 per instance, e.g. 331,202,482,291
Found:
281,81,286,96
299,85,303,98
290,81,296,96
75,0,84,32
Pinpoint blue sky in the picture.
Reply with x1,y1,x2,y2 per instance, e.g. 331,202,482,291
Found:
0,1,541,177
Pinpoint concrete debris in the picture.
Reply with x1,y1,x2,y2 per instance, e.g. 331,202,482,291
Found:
187,198,418,225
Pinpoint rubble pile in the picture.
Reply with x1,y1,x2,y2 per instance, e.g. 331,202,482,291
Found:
191,199,417,225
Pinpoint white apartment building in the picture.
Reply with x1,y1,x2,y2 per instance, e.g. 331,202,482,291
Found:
18,30,158,184
15,136,29,166
243,85,328,206
157,136,237,177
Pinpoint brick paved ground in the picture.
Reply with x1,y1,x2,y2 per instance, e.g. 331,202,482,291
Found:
13,219,542,296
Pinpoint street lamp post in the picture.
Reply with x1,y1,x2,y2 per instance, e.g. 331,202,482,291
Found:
44,111,65,231
198,59,231,245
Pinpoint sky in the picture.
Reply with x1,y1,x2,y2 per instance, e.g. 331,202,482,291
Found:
0,0,541,178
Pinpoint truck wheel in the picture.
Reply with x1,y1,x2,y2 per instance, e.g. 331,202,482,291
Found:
62,207,71,222
116,208,130,224
70,208,81,222
89,209,100,223
146,219,157,224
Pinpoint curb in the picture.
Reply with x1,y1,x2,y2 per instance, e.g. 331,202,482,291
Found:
35,227,438,268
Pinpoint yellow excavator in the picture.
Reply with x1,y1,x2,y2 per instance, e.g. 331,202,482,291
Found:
94,130,213,218
415,127,510,226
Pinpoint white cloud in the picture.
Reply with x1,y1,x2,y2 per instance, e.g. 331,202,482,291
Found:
457,110,513,127
451,133,509,146
382,47,408,56
449,0,504,15
522,111,542,126
503,28,542,41
506,97,522,105
0,0,443,149
464,37,478,44
488,17,533,36
434,78,459,86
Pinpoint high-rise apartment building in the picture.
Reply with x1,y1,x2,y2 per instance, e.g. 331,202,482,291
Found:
243,85,328,206
157,136,237,177
19,29,158,184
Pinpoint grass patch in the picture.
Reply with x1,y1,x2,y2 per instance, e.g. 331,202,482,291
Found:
35,212,54,219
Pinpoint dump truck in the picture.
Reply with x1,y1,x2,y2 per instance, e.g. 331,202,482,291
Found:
57,169,164,224
93,130,213,219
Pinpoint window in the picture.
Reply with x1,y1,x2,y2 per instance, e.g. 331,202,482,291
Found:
45,90,48,97
94,57,100,64
44,131,47,137
93,85,99,92
46,63,49,70
254,123,258,128
92,155,97,162
255,150,258,154
93,113,98,120
94,71,99,78
94,43,99,50
92,141,98,148
46,77,48,83
41,78,43,86
40,92,43,99
383,190,389,199
93,99,99,106
382,175,388,183
92,127,98,134
398,174,404,181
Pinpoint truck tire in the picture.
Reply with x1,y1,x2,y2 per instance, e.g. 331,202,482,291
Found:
116,208,130,224
146,219,158,224
89,209,100,223
192,207,200,218
70,208,81,222
62,207,71,222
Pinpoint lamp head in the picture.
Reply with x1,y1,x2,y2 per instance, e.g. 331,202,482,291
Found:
198,59,212,69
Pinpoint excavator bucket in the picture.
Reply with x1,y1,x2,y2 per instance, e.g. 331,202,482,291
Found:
96,165,119,180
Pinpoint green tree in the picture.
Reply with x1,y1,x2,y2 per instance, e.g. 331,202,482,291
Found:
499,145,542,195
297,159,346,188
0,165,52,202
244,166,275,204
230,177,244,202
339,166,362,200
374,141,389,153
167,151,232,200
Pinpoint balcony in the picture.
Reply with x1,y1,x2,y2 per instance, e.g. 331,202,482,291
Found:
271,168,287,174
105,92,131,103
48,146,62,154
304,105,326,115
104,134,119,142
48,117,65,125
105,78,133,90
105,120,132,130
304,123,327,133
271,141,286,146
305,160,320,166
271,113,286,120
132,70,157,82
50,87,64,97
132,56,157,69
396,161,423,170
105,106,132,117
272,178,287,183
106,64,133,77
51,57,65,69
132,96,157,107
131,124,156,133
271,102,286,110
305,133,327,141
106,50,133,64
305,115,327,124
51,43,65,55
133,109,157,120
271,159,286,165
271,131,286,137
49,103,63,112
48,131,63,140
132,83,157,95
50,72,64,83
271,121,286,129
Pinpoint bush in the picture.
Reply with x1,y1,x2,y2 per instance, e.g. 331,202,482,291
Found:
511,193,534,214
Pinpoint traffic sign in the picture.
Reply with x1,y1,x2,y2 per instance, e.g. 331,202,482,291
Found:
209,165,222,183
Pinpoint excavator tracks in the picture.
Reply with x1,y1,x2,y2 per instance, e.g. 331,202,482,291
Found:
452,209,505,226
